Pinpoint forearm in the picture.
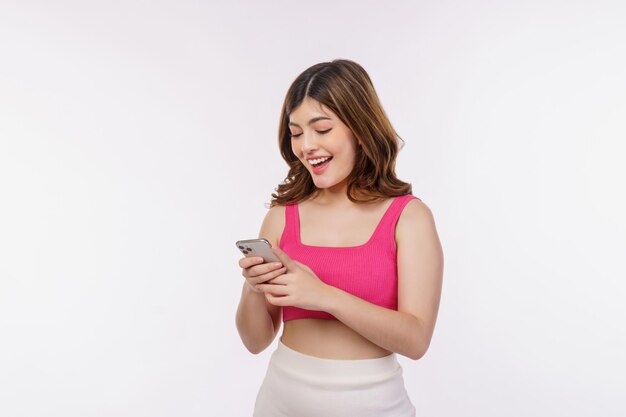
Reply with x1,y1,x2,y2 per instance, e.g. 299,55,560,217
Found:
235,284,276,354
324,286,429,360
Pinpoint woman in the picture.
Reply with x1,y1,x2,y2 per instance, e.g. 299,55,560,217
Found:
235,59,444,416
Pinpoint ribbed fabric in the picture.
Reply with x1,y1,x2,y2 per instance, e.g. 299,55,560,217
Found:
279,194,420,322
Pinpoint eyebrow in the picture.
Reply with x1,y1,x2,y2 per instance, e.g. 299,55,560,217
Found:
288,116,332,127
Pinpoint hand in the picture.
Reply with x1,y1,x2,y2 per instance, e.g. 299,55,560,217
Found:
238,256,287,294
255,246,335,311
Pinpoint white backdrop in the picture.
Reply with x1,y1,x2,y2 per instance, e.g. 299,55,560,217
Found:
1,1,625,416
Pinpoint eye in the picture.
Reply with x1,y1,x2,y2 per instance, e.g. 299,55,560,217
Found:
289,129,331,138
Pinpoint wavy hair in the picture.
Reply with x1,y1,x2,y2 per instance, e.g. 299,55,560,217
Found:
270,59,412,207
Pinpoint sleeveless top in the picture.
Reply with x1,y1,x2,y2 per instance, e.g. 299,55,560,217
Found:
278,194,421,322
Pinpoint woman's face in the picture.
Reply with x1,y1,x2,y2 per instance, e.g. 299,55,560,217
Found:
288,97,358,191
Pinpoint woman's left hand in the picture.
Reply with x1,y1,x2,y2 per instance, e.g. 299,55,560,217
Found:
255,246,335,311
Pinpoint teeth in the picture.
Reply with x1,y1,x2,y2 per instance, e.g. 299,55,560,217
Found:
309,156,331,166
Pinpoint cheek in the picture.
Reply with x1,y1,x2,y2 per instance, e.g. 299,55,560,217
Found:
344,146,358,170
291,142,305,162
342,139,358,159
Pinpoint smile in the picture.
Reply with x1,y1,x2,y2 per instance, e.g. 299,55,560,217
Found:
308,156,332,167
309,156,332,174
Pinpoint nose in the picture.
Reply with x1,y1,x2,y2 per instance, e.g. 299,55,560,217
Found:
300,131,319,155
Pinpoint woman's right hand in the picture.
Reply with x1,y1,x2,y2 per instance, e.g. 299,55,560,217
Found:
239,257,286,293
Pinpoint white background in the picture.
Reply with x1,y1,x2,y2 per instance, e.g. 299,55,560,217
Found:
1,1,625,416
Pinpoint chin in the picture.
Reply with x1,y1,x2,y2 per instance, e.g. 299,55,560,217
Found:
312,180,333,189
312,178,348,190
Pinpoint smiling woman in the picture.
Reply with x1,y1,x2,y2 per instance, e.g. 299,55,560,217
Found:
287,96,358,189
235,59,444,417
274,59,412,204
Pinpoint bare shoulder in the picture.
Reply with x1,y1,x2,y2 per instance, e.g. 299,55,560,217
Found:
399,198,436,224
259,204,287,248
396,198,440,244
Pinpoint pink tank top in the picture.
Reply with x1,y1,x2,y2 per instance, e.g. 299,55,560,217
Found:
278,194,420,322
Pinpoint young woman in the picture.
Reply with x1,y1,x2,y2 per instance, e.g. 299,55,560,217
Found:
235,59,444,417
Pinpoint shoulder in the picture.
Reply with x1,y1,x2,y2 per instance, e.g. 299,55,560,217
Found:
395,197,438,243
394,196,444,282
399,197,433,222
259,204,287,248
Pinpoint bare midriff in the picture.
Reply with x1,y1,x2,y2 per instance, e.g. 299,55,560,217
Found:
281,319,392,360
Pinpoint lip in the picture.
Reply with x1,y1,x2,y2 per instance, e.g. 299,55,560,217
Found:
310,157,332,175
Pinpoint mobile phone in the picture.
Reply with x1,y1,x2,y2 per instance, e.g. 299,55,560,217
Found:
235,238,280,263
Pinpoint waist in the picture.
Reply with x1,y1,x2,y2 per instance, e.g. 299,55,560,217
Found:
281,319,392,359
274,338,398,380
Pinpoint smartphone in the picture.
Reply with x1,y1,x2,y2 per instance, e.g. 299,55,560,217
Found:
235,238,280,263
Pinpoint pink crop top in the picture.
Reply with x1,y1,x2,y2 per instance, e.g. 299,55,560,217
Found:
278,194,420,322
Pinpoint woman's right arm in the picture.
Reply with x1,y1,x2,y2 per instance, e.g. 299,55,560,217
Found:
235,205,285,354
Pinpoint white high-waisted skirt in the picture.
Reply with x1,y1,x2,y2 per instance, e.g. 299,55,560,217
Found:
253,340,416,417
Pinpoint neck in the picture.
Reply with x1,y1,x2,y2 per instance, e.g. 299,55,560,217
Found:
313,180,354,206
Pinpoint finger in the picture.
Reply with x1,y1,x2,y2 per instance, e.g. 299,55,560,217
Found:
265,292,289,307
254,267,287,285
266,274,289,285
271,246,295,269
247,262,284,279
239,257,264,269
252,261,283,274
256,283,290,296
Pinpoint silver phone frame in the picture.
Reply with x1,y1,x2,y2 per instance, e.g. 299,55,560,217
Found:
235,238,280,263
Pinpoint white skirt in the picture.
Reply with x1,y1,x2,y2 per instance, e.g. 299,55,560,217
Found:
253,339,416,417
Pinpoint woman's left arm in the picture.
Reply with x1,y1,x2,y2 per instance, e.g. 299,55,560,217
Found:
325,199,444,360
256,199,444,360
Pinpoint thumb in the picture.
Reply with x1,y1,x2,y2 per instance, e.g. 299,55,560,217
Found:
271,246,295,269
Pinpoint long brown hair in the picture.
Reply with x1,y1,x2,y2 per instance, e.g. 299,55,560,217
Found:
270,59,412,207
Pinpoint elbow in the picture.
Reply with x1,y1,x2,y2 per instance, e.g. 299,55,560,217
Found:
239,335,272,355
244,343,265,355
406,345,425,361
235,319,273,355
406,335,431,361
407,346,428,361
239,334,274,355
